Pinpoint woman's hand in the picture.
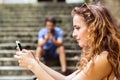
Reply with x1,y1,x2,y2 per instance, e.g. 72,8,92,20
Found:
14,49,37,70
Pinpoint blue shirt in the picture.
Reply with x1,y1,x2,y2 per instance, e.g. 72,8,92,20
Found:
38,27,63,51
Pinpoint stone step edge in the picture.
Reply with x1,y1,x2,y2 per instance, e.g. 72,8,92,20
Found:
0,57,79,62
0,66,76,70
0,50,81,54
0,42,77,46
0,75,35,80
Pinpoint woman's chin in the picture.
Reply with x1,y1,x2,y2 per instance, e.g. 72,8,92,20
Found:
78,43,86,48
78,43,83,48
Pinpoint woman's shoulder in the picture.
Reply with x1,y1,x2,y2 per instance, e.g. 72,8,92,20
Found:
91,51,109,66
99,51,109,57
86,51,112,78
95,51,108,63
93,51,111,70
68,51,112,80
75,51,112,80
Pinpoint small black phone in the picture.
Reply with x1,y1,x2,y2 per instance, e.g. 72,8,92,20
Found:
16,41,22,51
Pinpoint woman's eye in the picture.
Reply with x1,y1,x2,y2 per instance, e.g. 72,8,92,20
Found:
76,26,80,30
73,25,80,30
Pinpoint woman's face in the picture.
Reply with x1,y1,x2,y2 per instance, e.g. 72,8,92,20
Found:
72,15,89,48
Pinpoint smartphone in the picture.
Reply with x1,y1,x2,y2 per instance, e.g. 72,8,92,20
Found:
16,41,22,51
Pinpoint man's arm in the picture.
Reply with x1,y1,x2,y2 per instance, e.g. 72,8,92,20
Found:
51,38,63,46
36,33,49,59
51,29,63,46
35,39,47,59
37,29,49,47
38,38,48,47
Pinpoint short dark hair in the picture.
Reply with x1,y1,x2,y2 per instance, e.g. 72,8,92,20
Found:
45,17,56,25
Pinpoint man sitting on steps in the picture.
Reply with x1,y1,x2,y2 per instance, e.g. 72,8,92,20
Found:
35,17,67,74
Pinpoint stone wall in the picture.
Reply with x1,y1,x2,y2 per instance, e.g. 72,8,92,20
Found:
102,0,120,27
0,3,80,79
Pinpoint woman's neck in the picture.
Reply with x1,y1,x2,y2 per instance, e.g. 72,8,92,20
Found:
82,46,90,53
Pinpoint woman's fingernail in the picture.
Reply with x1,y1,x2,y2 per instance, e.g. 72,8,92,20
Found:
16,51,22,55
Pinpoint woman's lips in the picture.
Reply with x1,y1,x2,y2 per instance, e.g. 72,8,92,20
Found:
77,39,80,42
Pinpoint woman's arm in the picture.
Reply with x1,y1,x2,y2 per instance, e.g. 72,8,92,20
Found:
15,49,68,80
16,49,99,80
32,57,80,80
37,61,82,80
29,59,55,80
39,61,66,80
14,50,55,80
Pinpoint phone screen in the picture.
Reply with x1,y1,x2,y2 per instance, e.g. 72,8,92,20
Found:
16,41,22,51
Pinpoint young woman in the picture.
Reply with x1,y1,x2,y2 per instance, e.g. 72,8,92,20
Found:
14,3,120,80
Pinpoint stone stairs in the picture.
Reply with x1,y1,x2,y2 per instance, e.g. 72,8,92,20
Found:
0,3,81,80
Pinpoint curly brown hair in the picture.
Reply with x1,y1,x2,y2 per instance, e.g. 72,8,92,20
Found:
71,3,120,79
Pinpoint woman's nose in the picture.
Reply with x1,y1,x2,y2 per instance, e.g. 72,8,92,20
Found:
72,30,77,38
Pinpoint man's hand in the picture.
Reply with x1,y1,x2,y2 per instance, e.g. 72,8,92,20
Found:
44,34,49,41
45,33,53,40
48,33,53,40
45,32,63,46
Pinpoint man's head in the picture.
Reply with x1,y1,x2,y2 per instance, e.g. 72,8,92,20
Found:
45,17,56,32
